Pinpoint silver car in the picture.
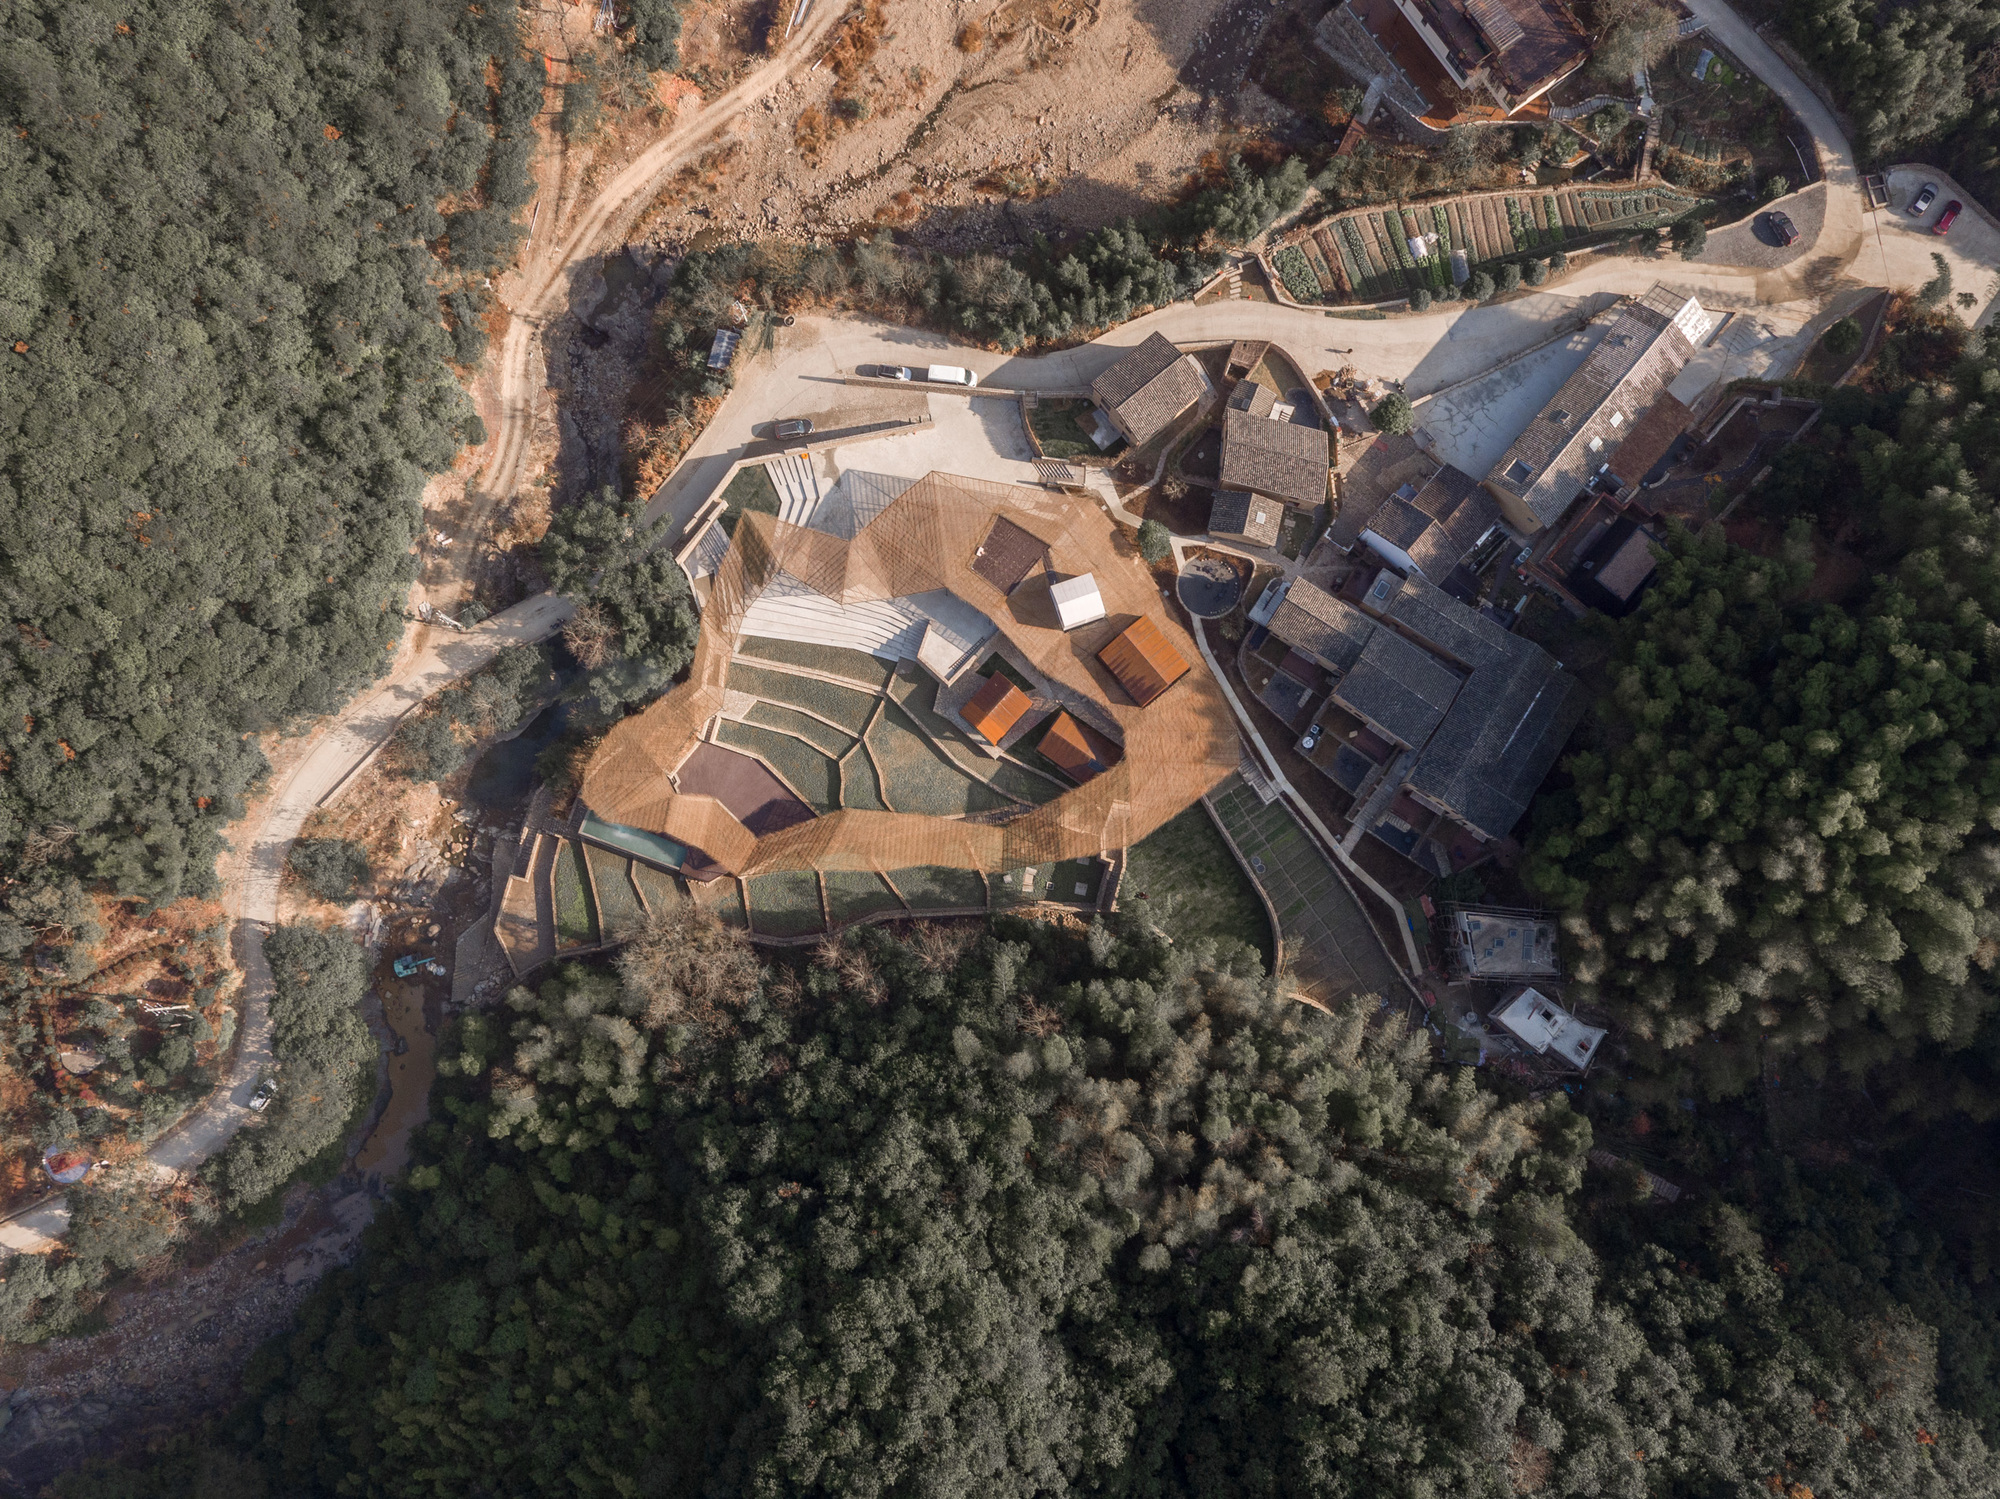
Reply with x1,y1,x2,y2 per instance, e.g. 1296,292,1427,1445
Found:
1910,182,1939,218
248,1078,278,1113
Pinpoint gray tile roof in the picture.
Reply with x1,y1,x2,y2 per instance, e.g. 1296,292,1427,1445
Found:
1333,628,1463,747
1221,406,1330,507
1332,432,1437,550
1208,489,1283,547
1484,286,1713,529
1365,496,1433,552
1091,333,1207,447
1266,578,1376,673
1407,645,1586,840
1367,569,1516,670
1345,568,1587,840
1407,482,1502,580
1228,381,1278,417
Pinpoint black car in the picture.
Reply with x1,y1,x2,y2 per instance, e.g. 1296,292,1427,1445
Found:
775,418,814,439
1766,210,1799,246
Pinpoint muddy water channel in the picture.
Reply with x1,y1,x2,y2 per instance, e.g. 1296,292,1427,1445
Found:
356,976,438,1180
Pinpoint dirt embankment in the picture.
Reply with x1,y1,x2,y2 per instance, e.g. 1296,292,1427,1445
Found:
633,0,1313,256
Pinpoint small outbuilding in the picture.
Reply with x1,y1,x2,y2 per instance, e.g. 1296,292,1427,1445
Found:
1208,489,1284,549
1049,573,1107,632
1098,616,1191,706
962,672,1033,745
1038,711,1108,783
1491,987,1605,1072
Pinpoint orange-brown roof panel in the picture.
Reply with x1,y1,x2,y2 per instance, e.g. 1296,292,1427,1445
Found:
963,673,1032,745
1098,615,1192,707
1039,711,1106,783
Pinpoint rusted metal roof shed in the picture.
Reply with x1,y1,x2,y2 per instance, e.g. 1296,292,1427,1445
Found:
1098,616,1191,706
962,673,1032,745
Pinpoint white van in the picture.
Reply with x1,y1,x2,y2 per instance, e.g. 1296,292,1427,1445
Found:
926,364,979,387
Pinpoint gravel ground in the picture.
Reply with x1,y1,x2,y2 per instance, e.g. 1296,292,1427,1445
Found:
1698,182,1827,270
0,1185,378,1496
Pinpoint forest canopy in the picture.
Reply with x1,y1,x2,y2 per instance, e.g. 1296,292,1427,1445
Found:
47,908,1986,1498
0,0,541,915
1527,322,2000,1118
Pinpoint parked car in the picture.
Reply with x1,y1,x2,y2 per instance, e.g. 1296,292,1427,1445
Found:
248,1078,278,1113
1935,200,1963,236
926,364,979,387
1299,723,1324,753
1910,182,1939,217
775,418,814,439
882,365,914,381
1766,210,1799,246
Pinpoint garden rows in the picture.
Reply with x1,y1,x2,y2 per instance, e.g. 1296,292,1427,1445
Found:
1273,185,1704,304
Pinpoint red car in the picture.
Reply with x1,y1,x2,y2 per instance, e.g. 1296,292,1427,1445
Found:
1934,200,1963,236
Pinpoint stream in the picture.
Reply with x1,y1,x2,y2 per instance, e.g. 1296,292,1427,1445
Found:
354,978,436,1180
351,698,575,1178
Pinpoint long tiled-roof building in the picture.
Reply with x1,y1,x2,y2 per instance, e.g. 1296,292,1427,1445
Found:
1483,286,1716,533
1221,406,1331,507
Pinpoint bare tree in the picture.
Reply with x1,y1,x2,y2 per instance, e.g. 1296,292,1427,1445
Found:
618,896,761,1036
1589,0,1679,79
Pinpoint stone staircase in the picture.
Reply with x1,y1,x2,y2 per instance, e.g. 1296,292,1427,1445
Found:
768,451,823,525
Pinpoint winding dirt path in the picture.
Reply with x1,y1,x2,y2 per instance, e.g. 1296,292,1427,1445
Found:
0,12,851,1258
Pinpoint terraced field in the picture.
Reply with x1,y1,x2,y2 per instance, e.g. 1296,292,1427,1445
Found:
868,703,1016,817
888,866,988,911
583,844,647,942
1282,184,1706,303
630,863,683,914
735,638,896,688
716,719,842,813
727,660,879,733
553,840,599,949
745,700,856,756
840,740,889,811
746,870,825,937
825,870,906,923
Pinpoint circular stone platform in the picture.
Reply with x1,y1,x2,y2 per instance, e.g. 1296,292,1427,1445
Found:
1177,555,1246,618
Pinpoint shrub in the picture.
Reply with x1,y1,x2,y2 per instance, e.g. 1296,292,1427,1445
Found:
1469,269,1497,300
1824,317,1864,358
398,713,466,781
288,839,371,902
1437,282,1461,302
1371,393,1415,435
1550,249,1569,273
1524,258,1548,286
1410,286,1433,311
1499,262,1524,293
1673,217,1708,259
205,925,375,1211
1765,174,1791,200
1137,519,1173,563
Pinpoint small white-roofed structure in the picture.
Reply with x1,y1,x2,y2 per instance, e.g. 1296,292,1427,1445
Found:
1491,987,1605,1071
1050,573,1106,631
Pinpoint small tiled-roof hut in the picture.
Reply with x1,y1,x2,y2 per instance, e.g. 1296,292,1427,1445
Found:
1098,616,1191,706
962,672,1032,745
